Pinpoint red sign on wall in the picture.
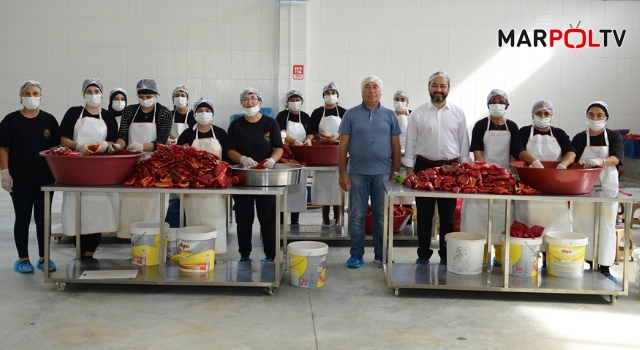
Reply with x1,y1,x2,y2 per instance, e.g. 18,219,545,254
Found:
293,65,304,80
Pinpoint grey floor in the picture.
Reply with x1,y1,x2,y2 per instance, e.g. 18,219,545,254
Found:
1,189,640,350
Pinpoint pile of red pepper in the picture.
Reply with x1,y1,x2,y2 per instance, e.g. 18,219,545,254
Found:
403,162,539,195
123,144,239,188
49,147,81,156
509,220,544,238
279,144,306,166
366,204,413,217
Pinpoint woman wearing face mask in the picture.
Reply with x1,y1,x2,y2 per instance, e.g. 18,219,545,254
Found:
513,100,576,261
462,89,520,266
169,84,196,143
108,88,127,128
275,89,313,225
176,97,230,255
309,82,347,226
115,78,172,239
0,81,60,273
227,88,283,263
392,90,414,219
571,101,623,283
58,78,121,260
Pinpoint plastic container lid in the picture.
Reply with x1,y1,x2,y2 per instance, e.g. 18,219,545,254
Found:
176,226,217,240
288,241,329,256
130,221,170,235
544,231,588,246
501,236,543,245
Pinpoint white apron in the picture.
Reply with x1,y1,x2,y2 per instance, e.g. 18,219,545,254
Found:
515,126,571,233
461,118,512,241
183,125,227,254
118,105,169,239
394,113,414,205
311,108,343,205
170,109,190,140
572,130,618,265
283,112,308,213
115,116,121,128
62,108,119,235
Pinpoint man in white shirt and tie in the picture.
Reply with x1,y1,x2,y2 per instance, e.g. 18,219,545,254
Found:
402,71,470,265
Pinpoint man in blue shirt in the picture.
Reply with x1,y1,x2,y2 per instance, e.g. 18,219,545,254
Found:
338,75,402,268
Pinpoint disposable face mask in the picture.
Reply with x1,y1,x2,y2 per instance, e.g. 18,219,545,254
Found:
532,115,551,128
488,104,506,117
112,100,126,111
288,101,302,112
85,94,102,108
22,97,40,110
173,97,188,108
586,119,606,131
138,97,156,108
393,101,407,112
324,95,338,105
195,112,213,125
243,105,261,116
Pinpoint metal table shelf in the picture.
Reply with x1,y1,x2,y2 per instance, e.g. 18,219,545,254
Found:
382,182,635,302
42,184,287,294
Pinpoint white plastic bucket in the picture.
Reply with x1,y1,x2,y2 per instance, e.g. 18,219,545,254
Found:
288,241,328,288
544,231,589,278
177,226,217,273
130,221,169,266
167,228,178,258
501,236,543,277
445,232,485,275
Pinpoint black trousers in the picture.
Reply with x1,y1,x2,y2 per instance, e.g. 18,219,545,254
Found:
234,194,276,260
75,234,102,256
10,184,53,259
414,159,457,262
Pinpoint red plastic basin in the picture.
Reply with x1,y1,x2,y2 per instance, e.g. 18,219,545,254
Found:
365,212,411,234
289,141,338,165
40,150,143,186
510,160,603,195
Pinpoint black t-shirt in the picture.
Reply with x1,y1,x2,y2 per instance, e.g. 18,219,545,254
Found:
469,117,519,153
177,125,231,163
275,110,312,134
227,116,283,164
309,105,347,135
0,110,60,185
572,129,624,166
171,109,196,127
513,125,576,159
59,106,119,142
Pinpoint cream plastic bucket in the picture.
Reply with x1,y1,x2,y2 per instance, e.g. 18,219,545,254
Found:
446,232,485,275
288,241,328,288
501,236,543,277
544,231,588,278
177,226,217,273
130,221,169,266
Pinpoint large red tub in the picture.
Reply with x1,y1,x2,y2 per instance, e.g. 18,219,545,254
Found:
289,141,338,165
40,149,143,186
510,160,603,195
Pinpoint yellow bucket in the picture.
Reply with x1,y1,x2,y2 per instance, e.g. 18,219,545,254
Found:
177,226,217,273
544,231,588,278
501,236,543,277
288,241,328,288
130,221,169,266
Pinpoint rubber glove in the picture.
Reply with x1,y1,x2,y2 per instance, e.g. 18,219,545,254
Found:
331,133,340,140
127,142,144,153
530,160,544,168
95,141,109,153
264,158,276,169
240,156,258,168
556,163,567,170
76,143,90,155
303,139,312,146
108,143,122,154
293,140,303,146
1,169,12,193
585,158,604,169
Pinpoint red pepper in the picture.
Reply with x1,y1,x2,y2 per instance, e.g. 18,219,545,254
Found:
492,187,509,195
252,159,269,169
154,181,173,188
452,186,461,194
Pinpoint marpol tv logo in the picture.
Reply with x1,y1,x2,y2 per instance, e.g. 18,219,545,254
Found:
498,21,626,48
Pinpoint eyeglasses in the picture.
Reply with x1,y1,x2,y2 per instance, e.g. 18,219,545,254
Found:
241,97,259,103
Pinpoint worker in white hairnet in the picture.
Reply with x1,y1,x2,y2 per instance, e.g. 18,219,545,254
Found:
391,89,414,219
59,78,121,260
108,87,127,127
310,82,347,225
115,78,172,239
0,80,60,273
169,84,196,142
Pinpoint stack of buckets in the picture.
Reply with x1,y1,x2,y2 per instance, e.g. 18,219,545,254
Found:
287,241,328,288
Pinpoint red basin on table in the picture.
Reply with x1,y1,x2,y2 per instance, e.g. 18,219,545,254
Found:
40,150,143,186
289,141,339,165
510,160,603,195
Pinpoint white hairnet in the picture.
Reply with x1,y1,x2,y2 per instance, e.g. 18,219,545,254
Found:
587,101,609,118
110,87,127,99
82,78,104,94
428,71,451,85
136,78,159,94
394,90,409,100
193,97,215,114
486,89,508,106
360,75,383,90
19,80,43,96
322,82,339,96
240,87,262,102
172,84,189,97
286,89,304,101
531,100,554,114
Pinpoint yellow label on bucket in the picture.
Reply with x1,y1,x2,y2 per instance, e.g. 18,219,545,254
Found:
289,253,308,278
547,243,586,278
289,253,326,288
131,234,160,266
178,249,214,273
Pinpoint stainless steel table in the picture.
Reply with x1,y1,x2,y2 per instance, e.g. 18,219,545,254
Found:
42,184,287,295
382,182,636,303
